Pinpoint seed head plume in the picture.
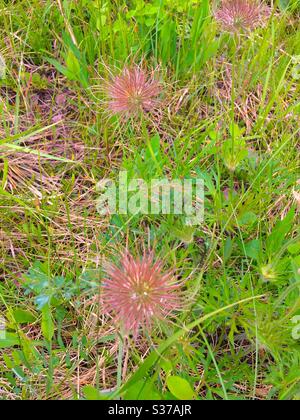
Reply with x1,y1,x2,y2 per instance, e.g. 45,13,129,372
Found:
101,251,181,337
105,65,161,117
215,0,270,32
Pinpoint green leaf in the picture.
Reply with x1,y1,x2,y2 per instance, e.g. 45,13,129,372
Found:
66,50,81,76
124,379,161,400
244,239,262,261
278,0,291,10
145,134,161,163
12,309,36,324
46,57,74,79
288,241,300,255
36,295,51,310
0,333,20,349
171,225,195,243
291,256,300,282
238,211,257,226
160,359,173,374
266,208,295,256
166,376,196,400
222,138,248,172
83,385,108,400
41,305,54,342
224,237,233,262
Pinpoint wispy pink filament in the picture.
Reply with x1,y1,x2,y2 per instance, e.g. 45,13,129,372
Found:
105,66,161,117
215,0,270,32
101,252,181,336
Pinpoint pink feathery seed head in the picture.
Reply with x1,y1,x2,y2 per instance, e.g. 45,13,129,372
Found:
215,0,270,32
105,65,161,117
101,251,181,337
